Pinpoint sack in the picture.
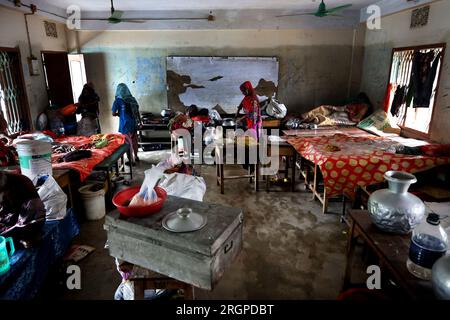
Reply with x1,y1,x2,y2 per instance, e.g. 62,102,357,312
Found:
266,99,287,119
36,175,68,221
129,167,165,207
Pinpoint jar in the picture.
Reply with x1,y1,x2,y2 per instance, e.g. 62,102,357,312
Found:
407,213,448,280
368,171,425,234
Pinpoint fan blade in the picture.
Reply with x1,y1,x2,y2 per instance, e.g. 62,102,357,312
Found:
326,4,352,14
275,12,316,17
110,10,123,19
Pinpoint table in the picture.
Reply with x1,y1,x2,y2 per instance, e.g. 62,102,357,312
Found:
94,143,133,202
0,209,79,300
138,121,171,151
343,210,435,299
265,140,297,192
215,142,260,194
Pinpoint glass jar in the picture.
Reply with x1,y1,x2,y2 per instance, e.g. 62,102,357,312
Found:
407,213,448,280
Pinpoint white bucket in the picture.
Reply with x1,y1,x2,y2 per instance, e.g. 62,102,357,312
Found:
16,140,52,182
78,184,106,220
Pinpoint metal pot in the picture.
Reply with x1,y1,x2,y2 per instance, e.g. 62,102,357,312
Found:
160,109,173,118
368,171,425,235
221,118,236,128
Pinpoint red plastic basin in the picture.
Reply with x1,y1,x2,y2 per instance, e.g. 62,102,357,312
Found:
112,185,167,217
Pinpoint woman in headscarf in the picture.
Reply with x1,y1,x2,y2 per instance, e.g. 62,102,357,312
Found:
235,81,262,139
112,83,141,165
77,82,101,136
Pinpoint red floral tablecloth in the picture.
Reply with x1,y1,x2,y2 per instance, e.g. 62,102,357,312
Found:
52,133,126,181
287,134,450,199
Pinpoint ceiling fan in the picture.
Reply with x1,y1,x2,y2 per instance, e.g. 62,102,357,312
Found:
276,0,352,18
81,0,215,24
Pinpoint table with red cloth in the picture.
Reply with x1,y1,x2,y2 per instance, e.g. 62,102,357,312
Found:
286,133,450,212
51,133,126,182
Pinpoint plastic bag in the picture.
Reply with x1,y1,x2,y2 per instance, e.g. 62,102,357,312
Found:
35,175,68,221
129,166,165,207
158,173,206,202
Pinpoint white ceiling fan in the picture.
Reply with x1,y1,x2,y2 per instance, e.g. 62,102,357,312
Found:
80,0,215,24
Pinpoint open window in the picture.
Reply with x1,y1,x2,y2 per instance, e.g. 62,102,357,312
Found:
0,47,31,133
386,43,445,138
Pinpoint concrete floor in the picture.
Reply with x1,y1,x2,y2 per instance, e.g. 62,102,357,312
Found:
42,150,363,300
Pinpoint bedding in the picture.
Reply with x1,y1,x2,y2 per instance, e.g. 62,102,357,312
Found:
287,133,450,200
51,133,126,181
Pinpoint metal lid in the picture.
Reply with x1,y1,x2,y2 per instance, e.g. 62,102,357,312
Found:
162,207,207,233
427,213,441,225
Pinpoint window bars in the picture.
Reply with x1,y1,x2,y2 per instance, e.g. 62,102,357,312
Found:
388,45,444,134
0,50,30,134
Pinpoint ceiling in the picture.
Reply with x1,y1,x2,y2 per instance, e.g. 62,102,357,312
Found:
0,0,439,30
38,0,376,11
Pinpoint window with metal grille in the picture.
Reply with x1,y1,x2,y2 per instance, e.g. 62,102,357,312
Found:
387,44,445,137
0,48,31,134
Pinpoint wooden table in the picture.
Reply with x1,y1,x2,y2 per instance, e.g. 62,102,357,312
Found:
215,142,259,194
343,210,435,299
265,140,297,192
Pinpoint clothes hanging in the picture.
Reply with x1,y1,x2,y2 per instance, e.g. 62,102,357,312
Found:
410,51,442,108
390,85,407,117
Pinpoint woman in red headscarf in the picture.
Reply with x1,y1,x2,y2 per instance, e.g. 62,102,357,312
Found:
235,81,262,139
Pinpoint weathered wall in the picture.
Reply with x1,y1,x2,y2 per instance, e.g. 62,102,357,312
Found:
0,6,68,129
67,28,365,134
361,0,450,143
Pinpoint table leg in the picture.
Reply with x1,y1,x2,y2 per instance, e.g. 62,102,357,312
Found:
291,153,296,192
132,280,145,300
183,284,195,300
284,156,289,179
343,221,357,290
312,164,318,200
323,188,328,214
254,163,259,192
216,164,220,186
220,164,224,194
128,148,133,180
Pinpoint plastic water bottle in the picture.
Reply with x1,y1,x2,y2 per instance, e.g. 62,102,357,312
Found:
407,213,448,280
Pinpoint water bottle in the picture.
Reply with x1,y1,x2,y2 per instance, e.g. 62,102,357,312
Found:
407,213,448,280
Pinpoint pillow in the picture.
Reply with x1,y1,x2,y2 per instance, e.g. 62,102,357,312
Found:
357,110,400,136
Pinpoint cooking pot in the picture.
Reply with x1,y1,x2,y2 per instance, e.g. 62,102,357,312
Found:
221,118,236,128
161,109,173,118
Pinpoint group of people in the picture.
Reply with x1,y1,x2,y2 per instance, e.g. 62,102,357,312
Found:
76,80,262,165
76,82,141,165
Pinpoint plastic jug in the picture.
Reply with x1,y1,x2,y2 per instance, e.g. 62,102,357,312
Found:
407,213,448,280
0,236,15,275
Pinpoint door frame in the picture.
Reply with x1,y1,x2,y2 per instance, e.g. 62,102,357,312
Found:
0,46,32,131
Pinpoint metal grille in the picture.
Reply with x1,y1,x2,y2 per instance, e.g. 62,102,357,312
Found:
388,47,443,128
0,50,29,134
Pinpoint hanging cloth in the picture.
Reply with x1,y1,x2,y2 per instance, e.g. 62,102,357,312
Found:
410,51,442,108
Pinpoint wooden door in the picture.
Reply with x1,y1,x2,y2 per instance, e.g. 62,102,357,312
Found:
41,51,74,108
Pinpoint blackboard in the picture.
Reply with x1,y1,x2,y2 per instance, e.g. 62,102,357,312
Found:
166,56,279,113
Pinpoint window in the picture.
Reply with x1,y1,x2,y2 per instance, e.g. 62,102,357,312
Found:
0,48,31,134
386,44,445,137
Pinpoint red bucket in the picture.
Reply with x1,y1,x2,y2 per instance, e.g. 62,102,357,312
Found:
112,186,167,217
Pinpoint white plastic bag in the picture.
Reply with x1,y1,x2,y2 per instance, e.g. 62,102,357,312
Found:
36,175,68,221
129,166,165,207
158,173,206,201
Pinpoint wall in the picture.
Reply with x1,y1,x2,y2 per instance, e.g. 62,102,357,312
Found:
0,6,68,129
361,0,450,143
67,28,365,134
